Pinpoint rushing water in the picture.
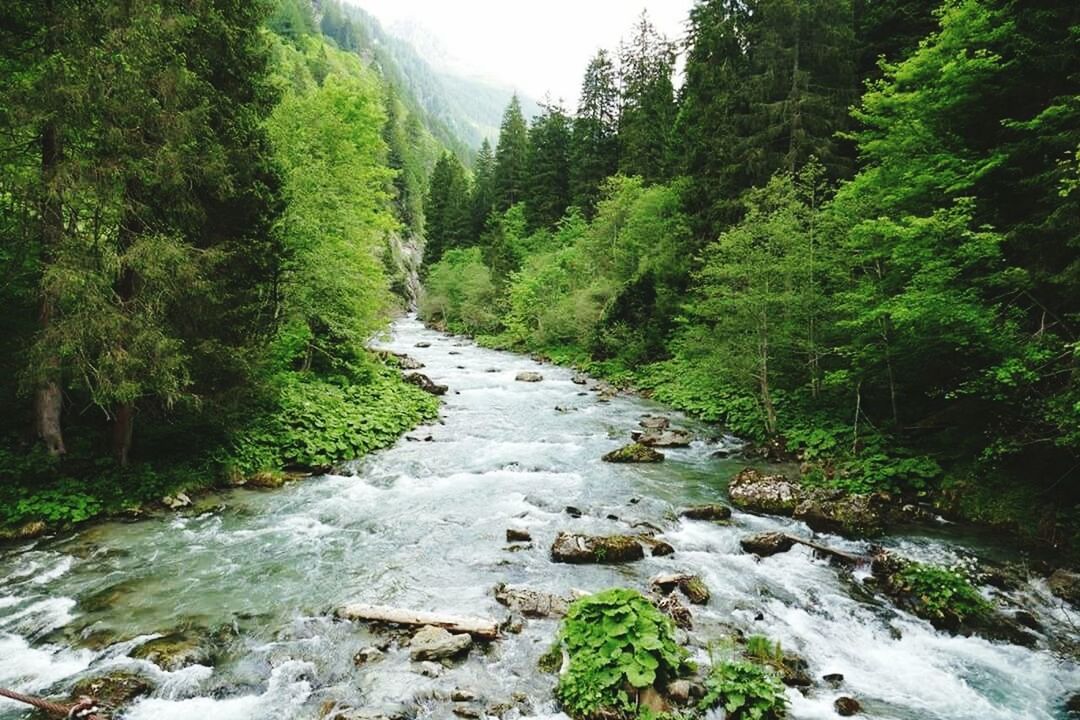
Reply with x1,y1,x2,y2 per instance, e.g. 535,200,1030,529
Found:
1,317,1077,720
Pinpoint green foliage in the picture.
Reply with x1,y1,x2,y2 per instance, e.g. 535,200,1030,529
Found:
225,363,439,476
699,660,788,720
892,562,992,624
555,588,689,720
420,248,501,336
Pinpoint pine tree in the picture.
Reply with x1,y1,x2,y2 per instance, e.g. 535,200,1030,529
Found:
570,50,620,215
526,101,572,229
424,153,471,265
618,11,677,184
494,95,530,210
470,139,497,238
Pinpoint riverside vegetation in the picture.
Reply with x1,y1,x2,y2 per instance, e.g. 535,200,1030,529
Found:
0,0,447,533
419,1,1080,554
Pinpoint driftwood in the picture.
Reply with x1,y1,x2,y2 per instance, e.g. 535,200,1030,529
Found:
0,688,104,719
337,603,499,640
786,535,868,566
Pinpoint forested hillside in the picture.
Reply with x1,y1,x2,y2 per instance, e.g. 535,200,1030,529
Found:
0,0,454,532
420,1,1080,551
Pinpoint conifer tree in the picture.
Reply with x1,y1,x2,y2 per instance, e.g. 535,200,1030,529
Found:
470,139,497,237
526,101,572,229
618,12,677,184
570,50,620,215
424,153,471,265
493,95,530,210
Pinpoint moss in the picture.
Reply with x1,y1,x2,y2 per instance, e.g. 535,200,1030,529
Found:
602,443,665,464
538,643,562,673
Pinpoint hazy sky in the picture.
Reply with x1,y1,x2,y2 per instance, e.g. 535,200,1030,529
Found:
349,0,695,106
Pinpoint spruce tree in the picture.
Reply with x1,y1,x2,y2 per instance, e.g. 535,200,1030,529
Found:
570,50,620,216
525,101,572,229
493,95,530,210
618,11,677,184
471,139,497,238
425,153,471,265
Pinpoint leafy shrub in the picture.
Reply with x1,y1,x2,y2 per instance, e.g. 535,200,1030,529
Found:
555,588,690,720
225,363,438,475
892,561,992,624
699,660,788,720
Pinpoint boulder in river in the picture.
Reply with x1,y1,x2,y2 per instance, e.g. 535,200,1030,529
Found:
728,468,801,515
635,428,694,448
70,671,155,709
572,373,589,385
415,342,432,348
515,371,544,383
835,696,861,716
550,531,645,564
493,583,570,618
0,520,47,541
794,489,886,537
639,415,670,430
651,573,710,605
396,354,425,370
404,373,448,396
740,532,796,557
506,528,532,543
409,625,472,660
602,443,664,464
679,504,732,521
1048,569,1080,606
131,631,213,671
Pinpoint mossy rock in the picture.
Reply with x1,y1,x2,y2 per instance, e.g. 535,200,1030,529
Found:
551,532,645,564
70,670,155,708
244,471,288,489
131,631,213,671
538,644,563,673
602,443,664,464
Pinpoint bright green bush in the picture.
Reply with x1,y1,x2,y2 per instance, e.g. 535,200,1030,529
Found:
699,660,788,720
420,248,502,335
892,561,992,624
555,588,690,720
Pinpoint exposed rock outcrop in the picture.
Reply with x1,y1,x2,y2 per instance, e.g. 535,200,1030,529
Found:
409,625,472,660
740,532,796,557
794,489,886,537
728,468,801,515
404,373,448,396
1048,569,1080,606
679,504,732,521
550,532,645,564
634,428,694,448
650,573,710,605
603,443,664,464
493,583,570,618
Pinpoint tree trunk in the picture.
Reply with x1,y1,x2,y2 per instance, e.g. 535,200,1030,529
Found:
35,112,66,456
336,603,499,640
112,402,134,467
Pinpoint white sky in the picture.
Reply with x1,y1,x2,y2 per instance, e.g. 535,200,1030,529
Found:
348,0,695,106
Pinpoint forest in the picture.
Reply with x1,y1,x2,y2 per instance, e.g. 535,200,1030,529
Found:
421,0,1080,552
0,0,446,531
0,2,1078,720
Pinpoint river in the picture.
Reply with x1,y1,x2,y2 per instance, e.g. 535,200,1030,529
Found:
1,316,1077,720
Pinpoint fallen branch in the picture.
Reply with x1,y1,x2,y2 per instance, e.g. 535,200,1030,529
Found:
787,535,869,566
0,688,104,719
336,603,499,640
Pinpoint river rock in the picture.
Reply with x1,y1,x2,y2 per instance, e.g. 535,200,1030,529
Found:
515,371,544,383
354,646,385,666
404,373,448,396
639,415,670,429
728,468,801,515
654,592,693,630
1066,693,1080,713
162,493,193,510
595,380,618,400
70,671,155,709
835,696,861,716
0,520,47,541
409,625,472,660
397,355,425,370
415,342,431,348
550,532,645,564
679,504,733,521
572,373,589,385
131,631,213,671
644,538,675,557
823,673,845,688
602,443,664,463
651,573,710,605
493,583,570,618
740,532,796,557
1048,569,1080,606
794,490,886,537
506,528,532,543
635,428,694,448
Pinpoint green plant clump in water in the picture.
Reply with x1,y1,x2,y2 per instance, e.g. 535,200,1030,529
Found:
555,588,690,720
893,562,993,624
699,660,788,720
